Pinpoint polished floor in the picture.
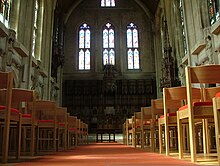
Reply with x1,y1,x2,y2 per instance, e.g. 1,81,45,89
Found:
2,142,219,166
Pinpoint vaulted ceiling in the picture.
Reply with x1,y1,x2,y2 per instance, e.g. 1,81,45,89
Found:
58,0,160,19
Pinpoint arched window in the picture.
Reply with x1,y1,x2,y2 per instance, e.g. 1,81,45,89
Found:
103,22,115,65
101,0,115,7
78,23,91,70
0,0,12,28
32,0,39,57
179,0,187,54
126,23,140,69
208,0,220,25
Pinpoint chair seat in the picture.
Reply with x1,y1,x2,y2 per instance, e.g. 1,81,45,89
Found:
22,114,32,118
58,122,65,126
215,92,220,97
136,125,140,128
160,113,176,118
38,120,54,123
179,102,213,111
0,105,20,114
69,127,77,131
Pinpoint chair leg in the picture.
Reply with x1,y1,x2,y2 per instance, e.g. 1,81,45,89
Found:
30,125,35,156
177,113,183,159
213,98,220,165
150,122,155,152
2,118,10,163
165,123,169,156
188,117,197,163
16,115,22,160
202,119,210,155
158,123,163,153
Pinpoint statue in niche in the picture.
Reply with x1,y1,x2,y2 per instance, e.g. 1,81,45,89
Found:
31,67,42,99
178,64,185,86
0,49,5,70
50,82,58,101
6,30,16,66
205,35,214,64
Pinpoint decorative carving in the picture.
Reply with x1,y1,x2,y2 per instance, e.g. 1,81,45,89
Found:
178,64,186,86
51,45,64,81
50,81,59,101
31,66,44,99
205,35,214,64
0,48,5,70
6,29,16,66
160,20,180,91
103,64,117,93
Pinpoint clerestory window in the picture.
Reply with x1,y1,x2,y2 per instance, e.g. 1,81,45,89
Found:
78,23,91,70
208,0,220,25
103,22,115,65
126,23,140,69
0,0,12,28
179,0,187,54
101,0,115,7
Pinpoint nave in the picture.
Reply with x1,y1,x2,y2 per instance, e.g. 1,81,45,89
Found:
3,142,202,166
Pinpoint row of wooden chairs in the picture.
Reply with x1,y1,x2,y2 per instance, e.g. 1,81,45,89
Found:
123,65,220,164
0,71,88,163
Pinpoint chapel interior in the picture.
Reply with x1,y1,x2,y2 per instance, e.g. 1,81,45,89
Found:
1,0,220,165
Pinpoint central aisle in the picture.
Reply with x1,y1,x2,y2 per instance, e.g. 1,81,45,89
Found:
16,143,197,166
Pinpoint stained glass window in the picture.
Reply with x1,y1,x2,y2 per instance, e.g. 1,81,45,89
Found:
78,23,91,70
101,0,115,7
32,0,39,57
0,0,12,28
102,23,115,65
126,23,140,69
208,0,220,25
179,0,187,55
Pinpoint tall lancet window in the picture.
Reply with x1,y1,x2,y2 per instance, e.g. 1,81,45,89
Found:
0,0,12,28
127,23,140,69
101,0,115,7
103,22,115,65
32,0,39,57
179,0,187,54
208,0,220,25
78,23,91,70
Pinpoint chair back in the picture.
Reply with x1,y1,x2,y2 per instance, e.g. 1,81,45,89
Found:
151,99,164,119
11,88,36,118
0,72,13,115
56,106,67,125
185,65,220,110
35,100,57,122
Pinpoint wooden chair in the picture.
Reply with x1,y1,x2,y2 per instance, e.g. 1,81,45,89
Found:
132,112,142,148
35,100,58,153
11,88,36,156
150,99,164,152
176,65,220,163
82,122,88,144
67,115,78,148
213,91,220,165
0,71,21,163
56,106,68,151
122,121,126,144
140,107,152,149
125,118,132,146
159,86,201,156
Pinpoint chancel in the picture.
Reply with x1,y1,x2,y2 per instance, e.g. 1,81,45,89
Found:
0,0,220,165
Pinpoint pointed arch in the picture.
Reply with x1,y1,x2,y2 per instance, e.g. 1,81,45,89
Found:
102,22,115,65
126,22,140,69
78,23,91,70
